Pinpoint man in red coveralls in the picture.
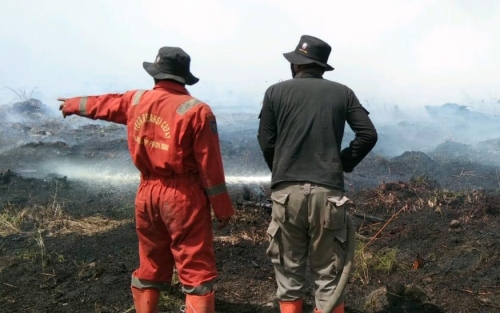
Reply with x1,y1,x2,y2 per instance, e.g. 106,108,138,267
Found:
58,47,234,313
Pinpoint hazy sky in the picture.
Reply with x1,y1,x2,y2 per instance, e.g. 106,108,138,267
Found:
1,0,499,114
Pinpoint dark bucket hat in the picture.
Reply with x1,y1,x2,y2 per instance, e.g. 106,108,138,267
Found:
283,35,334,71
143,47,199,85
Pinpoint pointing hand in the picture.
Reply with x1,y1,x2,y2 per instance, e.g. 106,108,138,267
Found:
57,98,69,118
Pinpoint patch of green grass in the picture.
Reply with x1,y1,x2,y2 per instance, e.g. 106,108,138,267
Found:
353,238,399,284
159,291,184,312
19,248,38,263
159,272,184,311
372,248,397,274
0,206,27,236
53,252,65,263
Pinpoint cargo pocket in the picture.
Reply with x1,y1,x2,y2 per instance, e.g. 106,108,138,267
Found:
266,222,283,265
323,197,350,243
271,192,289,222
324,196,348,230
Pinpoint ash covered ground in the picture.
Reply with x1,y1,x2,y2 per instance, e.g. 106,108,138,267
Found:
1,99,499,313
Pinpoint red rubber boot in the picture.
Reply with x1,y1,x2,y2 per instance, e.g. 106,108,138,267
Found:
184,291,215,313
279,299,303,313
131,286,160,313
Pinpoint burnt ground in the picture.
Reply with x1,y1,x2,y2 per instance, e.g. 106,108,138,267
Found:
1,99,500,312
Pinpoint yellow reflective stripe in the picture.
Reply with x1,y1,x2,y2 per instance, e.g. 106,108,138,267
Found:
205,183,227,197
79,97,88,116
132,90,146,106
177,98,201,115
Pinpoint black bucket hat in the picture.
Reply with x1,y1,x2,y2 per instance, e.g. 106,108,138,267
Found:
283,35,334,71
143,47,199,85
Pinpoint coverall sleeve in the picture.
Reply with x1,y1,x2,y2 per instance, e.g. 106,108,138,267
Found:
61,92,135,124
257,89,276,171
192,104,234,219
341,88,378,172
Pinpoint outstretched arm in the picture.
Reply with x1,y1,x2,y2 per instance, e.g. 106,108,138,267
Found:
58,92,136,124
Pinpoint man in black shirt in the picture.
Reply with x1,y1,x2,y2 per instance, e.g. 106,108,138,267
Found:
258,35,377,313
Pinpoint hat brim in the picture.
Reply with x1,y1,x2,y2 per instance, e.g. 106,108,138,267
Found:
142,62,199,85
283,51,334,71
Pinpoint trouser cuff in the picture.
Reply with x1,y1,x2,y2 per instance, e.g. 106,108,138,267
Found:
182,280,215,295
131,275,171,291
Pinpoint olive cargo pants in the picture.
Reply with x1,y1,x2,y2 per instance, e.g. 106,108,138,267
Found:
266,182,348,310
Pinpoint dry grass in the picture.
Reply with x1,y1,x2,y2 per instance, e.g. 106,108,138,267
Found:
0,202,131,238
5,86,38,102
353,238,372,285
0,201,131,273
0,205,29,236
47,215,128,236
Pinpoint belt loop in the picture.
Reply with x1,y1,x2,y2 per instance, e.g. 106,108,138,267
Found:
303,182,311,195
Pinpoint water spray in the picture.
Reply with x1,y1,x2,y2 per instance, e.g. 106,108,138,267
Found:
36,162,271,185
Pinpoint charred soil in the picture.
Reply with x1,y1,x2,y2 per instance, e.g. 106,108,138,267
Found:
1,173,499,313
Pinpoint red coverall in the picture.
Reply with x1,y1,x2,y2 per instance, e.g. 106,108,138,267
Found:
61,80,234,294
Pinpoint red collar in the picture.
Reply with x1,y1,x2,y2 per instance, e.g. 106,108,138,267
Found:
153,80,190,95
